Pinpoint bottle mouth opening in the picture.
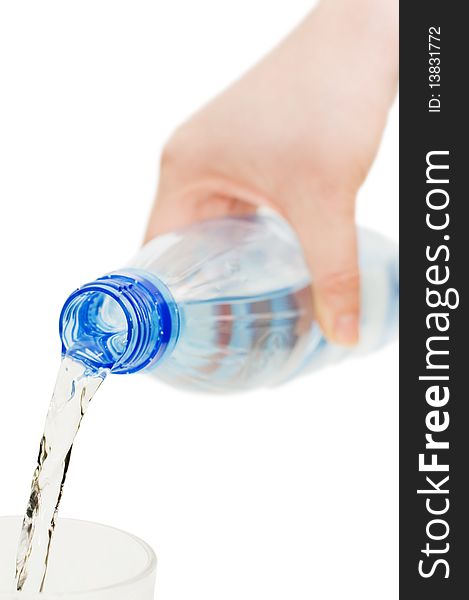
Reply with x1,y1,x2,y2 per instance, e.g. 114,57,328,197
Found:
59,272,177,374
59,286,132,372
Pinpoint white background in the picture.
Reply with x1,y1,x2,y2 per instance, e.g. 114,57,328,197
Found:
0,2,398,599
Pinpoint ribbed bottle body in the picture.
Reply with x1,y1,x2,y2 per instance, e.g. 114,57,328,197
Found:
127,213,398,392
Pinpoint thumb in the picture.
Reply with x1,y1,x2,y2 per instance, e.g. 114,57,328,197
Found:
286,192,360,346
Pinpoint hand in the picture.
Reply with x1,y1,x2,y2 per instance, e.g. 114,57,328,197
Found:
146,0,398,346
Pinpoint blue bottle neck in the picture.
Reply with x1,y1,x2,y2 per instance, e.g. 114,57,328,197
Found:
59,269,179,374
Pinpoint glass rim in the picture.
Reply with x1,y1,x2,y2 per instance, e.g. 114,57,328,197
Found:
0,516,157,598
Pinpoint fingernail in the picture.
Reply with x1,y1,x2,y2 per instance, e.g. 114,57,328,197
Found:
333,313,359,346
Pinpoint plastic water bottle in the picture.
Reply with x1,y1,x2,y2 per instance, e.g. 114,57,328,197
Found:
59,212,398,392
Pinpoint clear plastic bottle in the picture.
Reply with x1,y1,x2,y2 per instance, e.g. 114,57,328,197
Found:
59,212,398,392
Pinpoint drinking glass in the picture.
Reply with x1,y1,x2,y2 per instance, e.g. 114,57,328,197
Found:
0,517,156,599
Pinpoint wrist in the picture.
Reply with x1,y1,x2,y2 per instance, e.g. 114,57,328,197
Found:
322,0,398,48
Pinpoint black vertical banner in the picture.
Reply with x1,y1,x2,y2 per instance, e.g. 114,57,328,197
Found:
400,3,467,598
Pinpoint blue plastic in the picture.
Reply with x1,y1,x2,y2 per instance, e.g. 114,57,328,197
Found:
59,270,179,374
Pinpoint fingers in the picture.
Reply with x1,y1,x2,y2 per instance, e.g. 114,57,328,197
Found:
286,190,360,346
144,176,258,244
144,134,268,243
144,143,192,242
